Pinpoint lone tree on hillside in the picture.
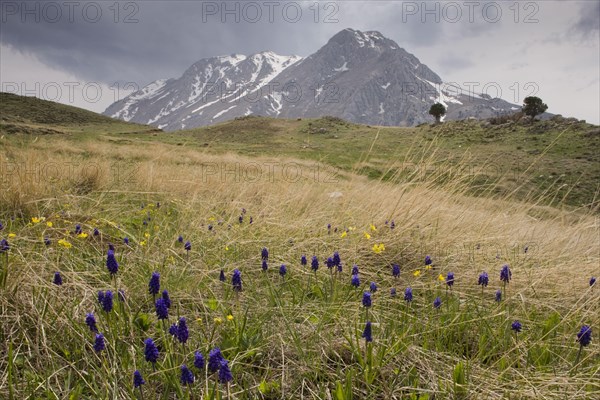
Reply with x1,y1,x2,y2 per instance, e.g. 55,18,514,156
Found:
429,103,446,124
522,96,548,121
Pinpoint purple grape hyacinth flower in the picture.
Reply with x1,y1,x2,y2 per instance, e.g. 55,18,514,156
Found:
208,347,224,373
404,287,413,302
362,291,372,308
478,272,489,287
180,365,194,385
511,320,522,333
590,277,597,287
133,370,145,388
218,359,233,383
85,312,98,332
577,325,592,347
433,297,442,309
149,272,160,296
495,289,502,302
370,282,378,293
500,264,512,283
106,249,119,275
351,265,359,275
446,272,455,287
232,269,242,292
362,321,373,342
177,317,189,344
261,247,269,261
279,264,287,278
93,333,105,352
194,351,205,370
262,260,268,272
392,264,400,278
311,256,319,272
155,298,168,320
301,255,307,266
219,269,226,282
162,290,171,309
351,274,360,287
53,271,63,286
144,338,159,364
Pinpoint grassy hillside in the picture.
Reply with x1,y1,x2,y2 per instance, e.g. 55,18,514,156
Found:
131,115,599,211
0,92,159,135
0,96,598,399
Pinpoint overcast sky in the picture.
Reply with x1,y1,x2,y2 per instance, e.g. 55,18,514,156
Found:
1,1,598,123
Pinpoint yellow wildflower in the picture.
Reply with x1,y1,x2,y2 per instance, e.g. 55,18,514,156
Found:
438,274,445,282
140,241,146,246
144,232,150,238
214,317,223,325
77,233,88,239
58,239,72,248
425,265,432,270
370,224,377,232
364,232,371,240
225,246,229,251
32,217,45,224
226,315,234,321
413,270,421,277
46,221,53,228
8,233,16,238
372,243,385,254
348,226,356,231
340,231,347,238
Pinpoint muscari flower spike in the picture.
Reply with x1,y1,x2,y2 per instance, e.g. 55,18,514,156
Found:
301,255,307,266
53,271,63,286
332,252,341,267
184,241,191,252
178,235,183,243
446,272,455,287
208,347,224,373
93,228,100,237
577,325,592,347
362,321,373,342
392,264,400,278
478,271,489,287
162,290,171,309
390,288,397,297
177,317,189,344
133,370,145,388
124,237,129,245
326,257,335,269
0,239,9,253
433,297,442,309
500,264,512,283
404,287,413,302
262,260,268,271
590,277,597,287
311,256,319,272
194,351,205,370
75,224,82,235
370,282,378,293
155,298,169,320
93,333,105,352
118,289,126,303
219,359,233,383
180,365,195,385
99,290,113,313
106,250,119,275
85,312,98,332
351,274,360,287
232,269,242,292
169,323,178,337
44,237,51,246
279,264,287,277
149,272,160,296
495,289,502,302
144,338,159,364
362,291,372,308
511,320,522,333
425,255,432,266
261,247,269,261
219,269,226,282
352,265,359,275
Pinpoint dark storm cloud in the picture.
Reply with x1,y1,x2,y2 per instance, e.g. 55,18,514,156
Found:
0,0,456,86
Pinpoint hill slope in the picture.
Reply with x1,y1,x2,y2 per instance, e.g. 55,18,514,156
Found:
0,92,158,135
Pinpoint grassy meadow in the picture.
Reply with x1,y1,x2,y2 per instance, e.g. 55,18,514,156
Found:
0,94,598,399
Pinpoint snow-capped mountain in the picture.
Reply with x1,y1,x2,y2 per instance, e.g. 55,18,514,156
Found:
104,28,522,130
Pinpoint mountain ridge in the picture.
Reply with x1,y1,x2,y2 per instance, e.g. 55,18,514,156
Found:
104,28,526,131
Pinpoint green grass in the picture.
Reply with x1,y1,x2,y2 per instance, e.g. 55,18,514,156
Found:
118,115,599,211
